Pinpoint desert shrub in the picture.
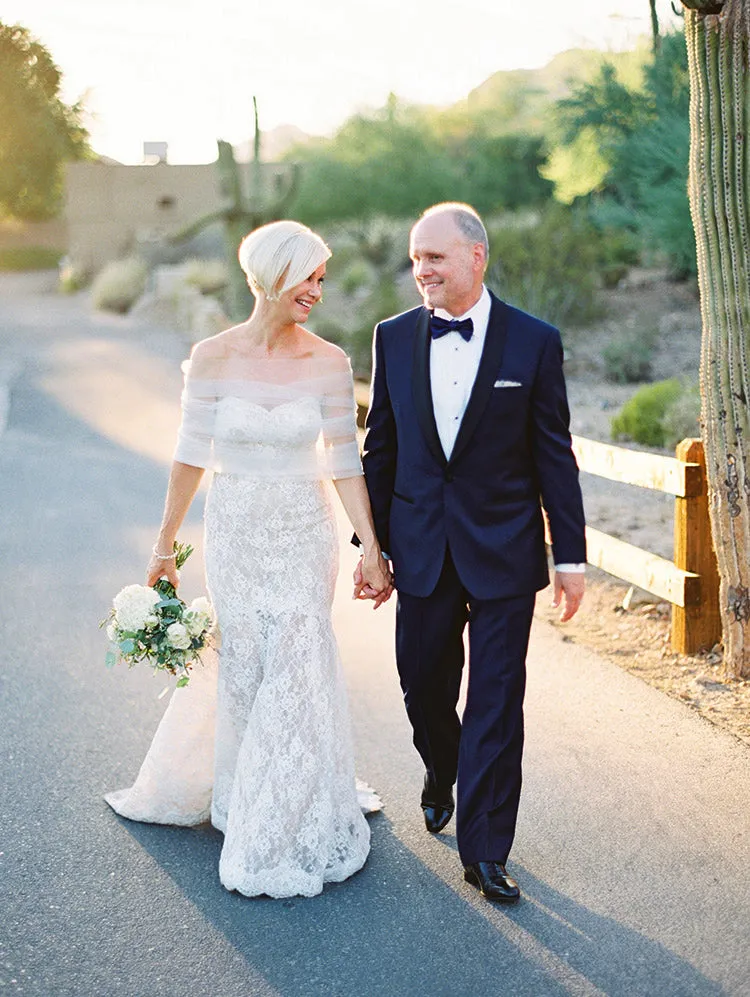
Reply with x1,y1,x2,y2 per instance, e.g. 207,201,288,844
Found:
486,205,604,329
58,258,89,293
183,258,228,296
597,227,640,287
663,381,702,449
603,330,656,383
90,257,148,314
347,274,402,378
340,260,373,296
0,247,63,270
611,378,683,447
310,318,347,348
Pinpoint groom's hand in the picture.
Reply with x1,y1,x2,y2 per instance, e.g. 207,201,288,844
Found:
353,557,393,609
552,571,585,622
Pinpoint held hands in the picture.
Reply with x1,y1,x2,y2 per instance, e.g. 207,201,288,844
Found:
353,550,394,609
552,571,585,622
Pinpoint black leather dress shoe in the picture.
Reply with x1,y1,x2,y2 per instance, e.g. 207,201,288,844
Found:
463,862,520,903
420,776,454,833
422,800,454,833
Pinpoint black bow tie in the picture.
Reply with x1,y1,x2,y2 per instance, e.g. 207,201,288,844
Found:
430,315,474,342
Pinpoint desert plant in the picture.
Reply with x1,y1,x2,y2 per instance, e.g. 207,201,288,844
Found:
347,274,402,378
662,380,701,448
90,257,148,314
183,258,228,296
339,260,373,296
170,100,300,320
603,330,656,383
0,246,63,270
611,378,683,447
487,205,604,329
309,318,347,348
682,0,750,673
58,257,89,292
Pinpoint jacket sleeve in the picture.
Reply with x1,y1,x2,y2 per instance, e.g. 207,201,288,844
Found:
529,329,587,565
360,323,398,553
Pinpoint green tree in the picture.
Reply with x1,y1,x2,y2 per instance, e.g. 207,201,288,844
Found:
287,95,553,223
544,33,694,277
0,22,89,219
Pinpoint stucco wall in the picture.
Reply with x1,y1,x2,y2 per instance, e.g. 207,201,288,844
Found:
64,160,293,272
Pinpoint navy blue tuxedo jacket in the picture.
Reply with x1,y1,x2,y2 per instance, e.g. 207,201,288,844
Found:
361,291,586,600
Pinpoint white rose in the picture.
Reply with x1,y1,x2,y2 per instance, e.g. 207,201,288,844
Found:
165,621,191,650
190,596,212,617
184,597,213,637
143,614,159,630
112,584,160,633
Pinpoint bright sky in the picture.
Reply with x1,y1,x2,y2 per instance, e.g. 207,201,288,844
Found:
0,0,681,164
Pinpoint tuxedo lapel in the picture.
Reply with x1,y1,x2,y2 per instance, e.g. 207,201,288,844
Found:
412,307,448,468
449,295,509,467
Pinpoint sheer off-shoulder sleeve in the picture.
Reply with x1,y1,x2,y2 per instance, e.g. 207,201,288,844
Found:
173,352,218,469
320,355,363,480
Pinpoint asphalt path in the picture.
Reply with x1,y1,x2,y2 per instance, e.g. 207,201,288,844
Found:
1,275,749,996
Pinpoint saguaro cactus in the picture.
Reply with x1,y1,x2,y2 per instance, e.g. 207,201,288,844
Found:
173,98,300,320
683,0,750,676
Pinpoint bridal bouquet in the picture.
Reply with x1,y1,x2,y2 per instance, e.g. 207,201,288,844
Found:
102,542,213,687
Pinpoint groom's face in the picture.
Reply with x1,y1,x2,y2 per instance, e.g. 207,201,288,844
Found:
410,214,485,316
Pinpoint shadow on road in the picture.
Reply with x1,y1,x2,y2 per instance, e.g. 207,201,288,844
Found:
115,812,725,997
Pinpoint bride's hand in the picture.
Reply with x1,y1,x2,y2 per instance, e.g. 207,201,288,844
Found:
146,551,179,589
355,550,394,609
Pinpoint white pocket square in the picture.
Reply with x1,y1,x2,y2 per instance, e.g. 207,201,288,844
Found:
494,379,522,388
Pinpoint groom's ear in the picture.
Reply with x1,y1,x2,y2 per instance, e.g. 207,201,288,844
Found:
472,242,486,273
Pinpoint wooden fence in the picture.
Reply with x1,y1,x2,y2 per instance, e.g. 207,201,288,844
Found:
570,435,720,654
353,384,721,655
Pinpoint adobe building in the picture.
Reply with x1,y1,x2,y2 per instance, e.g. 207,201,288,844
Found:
64,156,295,273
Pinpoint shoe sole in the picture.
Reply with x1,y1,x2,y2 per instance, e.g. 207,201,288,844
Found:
463,868,520,904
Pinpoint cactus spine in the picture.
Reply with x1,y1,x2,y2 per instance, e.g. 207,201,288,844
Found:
684,0,750,675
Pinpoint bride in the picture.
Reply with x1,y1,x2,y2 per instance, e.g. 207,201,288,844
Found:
105,220,393,898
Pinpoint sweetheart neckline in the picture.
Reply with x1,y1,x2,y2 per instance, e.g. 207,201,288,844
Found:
218,395,317,415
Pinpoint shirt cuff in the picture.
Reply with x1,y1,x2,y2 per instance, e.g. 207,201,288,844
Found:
554,563,586,573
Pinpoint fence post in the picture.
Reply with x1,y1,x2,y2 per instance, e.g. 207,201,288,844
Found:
671,438,721,654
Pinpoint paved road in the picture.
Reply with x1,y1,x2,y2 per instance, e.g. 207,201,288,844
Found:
1,275,749,997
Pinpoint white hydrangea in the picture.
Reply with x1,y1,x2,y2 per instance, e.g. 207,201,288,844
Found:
165,621,191,650
184,596,213,637
112,585,160,633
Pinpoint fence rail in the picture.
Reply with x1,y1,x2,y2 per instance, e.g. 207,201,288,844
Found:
564,436,719,654
353,384,721,655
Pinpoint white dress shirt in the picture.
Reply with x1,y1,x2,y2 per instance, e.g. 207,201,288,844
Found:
429,285,584,574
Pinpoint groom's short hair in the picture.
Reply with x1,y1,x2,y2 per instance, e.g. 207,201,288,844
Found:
418,202,489,259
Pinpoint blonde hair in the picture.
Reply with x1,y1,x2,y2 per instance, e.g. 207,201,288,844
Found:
238,220,331,300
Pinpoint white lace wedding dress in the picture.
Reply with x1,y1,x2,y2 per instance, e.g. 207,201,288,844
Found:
105,349,378,898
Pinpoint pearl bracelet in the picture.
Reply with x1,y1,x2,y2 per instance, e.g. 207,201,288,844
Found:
152,545,176,560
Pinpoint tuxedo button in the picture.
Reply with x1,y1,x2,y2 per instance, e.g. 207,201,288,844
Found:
444,471,454,483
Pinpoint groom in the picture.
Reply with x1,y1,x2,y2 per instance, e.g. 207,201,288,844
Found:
358,202,586,903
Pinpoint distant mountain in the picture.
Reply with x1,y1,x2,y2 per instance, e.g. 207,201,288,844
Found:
452,43,649,135
235,124,314,163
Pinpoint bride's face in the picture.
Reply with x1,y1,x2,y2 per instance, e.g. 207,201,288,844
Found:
281,263,326,324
